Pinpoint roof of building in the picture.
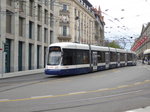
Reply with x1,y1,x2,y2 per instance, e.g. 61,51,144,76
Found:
82,0,93,7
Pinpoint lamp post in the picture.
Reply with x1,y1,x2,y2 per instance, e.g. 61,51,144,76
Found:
0,3,4,77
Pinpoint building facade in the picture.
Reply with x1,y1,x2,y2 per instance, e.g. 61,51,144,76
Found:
131,22,150,59
92,7,105,46
0,0,55,77
0,0,104,78
54,0,105,45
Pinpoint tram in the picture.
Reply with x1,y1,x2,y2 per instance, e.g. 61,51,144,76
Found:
45,42,137,76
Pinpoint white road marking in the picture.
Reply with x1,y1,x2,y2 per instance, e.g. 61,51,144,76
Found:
134,82,142,85
100,90,143,98
1,79,149,103
117,85,129,88
31,95,53,99
98,88,109,91
0,99,9,101
68,91,87,95
144,80,150,82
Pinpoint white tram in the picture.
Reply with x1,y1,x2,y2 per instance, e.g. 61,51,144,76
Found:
45,42,137,76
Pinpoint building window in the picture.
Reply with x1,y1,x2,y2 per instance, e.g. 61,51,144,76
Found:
37,25,41,41
63,4,67,11
44,9,48,24
44,28,48,43
37,45,41,69
19,0,25,13
19,17,24,37
7,0,12,6
38,0,42,4
37,5,42,21
44,47,47,67
29,21,33,39
50,13,54,28
29,0,34,17
50,31,53,44
50,0,54,11
63,26,67,36
28,44,33,70
5,39,11,73
6,10,13,34
45,0,48,6
18,41,23,71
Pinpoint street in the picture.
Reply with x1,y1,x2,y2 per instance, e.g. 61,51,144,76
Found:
0,63,150,112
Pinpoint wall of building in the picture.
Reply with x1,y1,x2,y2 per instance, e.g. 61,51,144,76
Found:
54,0,104,45
131,23,150,59
0,0,54,78
0,0,105,78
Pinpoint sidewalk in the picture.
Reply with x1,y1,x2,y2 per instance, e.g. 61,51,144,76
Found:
125,106,150,112
0,69,44,79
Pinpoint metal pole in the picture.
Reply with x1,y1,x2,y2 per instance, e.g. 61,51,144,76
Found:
2,48,3,77
0,1,4,77
0,2,2,77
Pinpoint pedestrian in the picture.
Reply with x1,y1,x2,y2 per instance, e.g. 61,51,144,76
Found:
148,56,150,65
142,57,145,64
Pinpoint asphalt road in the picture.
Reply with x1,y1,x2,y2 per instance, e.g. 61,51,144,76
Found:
0,63,150,112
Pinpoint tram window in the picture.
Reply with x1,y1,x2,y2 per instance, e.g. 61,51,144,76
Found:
76,51,82,64
47,51,61,65
102,52,105,63
83,51,89,64
97,52,101,63
62,49,89,65
127,53,132,61
98,51,105,63
110,52,117,62
62,49,76,65
120,53,125,61
76,50,89,64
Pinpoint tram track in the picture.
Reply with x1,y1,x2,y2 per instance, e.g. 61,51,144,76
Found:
0,75,70,93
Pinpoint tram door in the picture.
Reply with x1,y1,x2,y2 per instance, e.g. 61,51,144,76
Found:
125,53,127,66
105,52,109,69
117,53,120,67
92,52,97,71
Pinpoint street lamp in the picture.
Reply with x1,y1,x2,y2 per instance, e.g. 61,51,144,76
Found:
0,4,4,77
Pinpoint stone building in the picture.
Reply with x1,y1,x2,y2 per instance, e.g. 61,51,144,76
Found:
0,0,55,77
131,22,150,59
0,0,104,78
54,0,105,45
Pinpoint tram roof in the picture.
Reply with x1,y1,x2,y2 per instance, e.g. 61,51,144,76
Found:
116,48,127,53
90,45,109,51
50,42,110,51
49,42,129,53
126,50,136,54
49,42,89,50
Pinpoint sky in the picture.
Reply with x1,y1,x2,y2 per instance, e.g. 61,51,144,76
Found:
88,0,150,49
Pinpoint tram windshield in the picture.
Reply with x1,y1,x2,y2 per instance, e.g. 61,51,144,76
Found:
47,47,61,65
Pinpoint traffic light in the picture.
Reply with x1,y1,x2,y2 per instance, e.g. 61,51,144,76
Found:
4,43,9,52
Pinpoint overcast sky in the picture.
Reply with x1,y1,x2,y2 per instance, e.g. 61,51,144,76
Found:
88,0,150,49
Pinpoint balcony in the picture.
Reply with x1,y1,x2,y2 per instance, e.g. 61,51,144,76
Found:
58,34,72,41
59,9,70,15
59,21,70,27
